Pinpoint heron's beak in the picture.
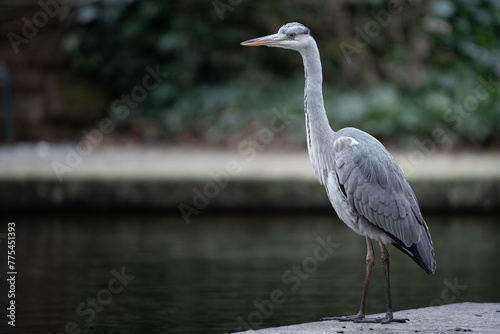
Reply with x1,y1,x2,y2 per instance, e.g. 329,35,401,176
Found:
241,34,285,47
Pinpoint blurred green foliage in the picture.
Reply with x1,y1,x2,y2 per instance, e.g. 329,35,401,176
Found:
64,0,500,148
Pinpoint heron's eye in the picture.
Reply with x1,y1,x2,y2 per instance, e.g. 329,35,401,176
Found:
289,33,296,39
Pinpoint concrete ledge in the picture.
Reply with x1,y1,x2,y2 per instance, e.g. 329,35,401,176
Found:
2,177,499,213
0,144,499,212
235,302,500,333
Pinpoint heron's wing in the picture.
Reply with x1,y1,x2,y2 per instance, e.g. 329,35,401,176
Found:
333,135,426,248
333,134,436,274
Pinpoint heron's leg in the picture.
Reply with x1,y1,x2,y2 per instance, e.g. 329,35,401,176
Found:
358,237,375,317
321,237,374,321
355,241,408,324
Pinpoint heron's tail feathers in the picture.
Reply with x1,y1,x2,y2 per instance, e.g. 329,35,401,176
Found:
390,223,436,275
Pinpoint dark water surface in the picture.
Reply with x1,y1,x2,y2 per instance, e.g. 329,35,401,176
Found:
1,213,499,333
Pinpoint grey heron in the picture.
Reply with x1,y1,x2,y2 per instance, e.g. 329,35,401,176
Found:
241,22,436,324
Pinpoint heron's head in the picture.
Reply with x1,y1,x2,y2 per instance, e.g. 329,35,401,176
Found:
241,22,312,52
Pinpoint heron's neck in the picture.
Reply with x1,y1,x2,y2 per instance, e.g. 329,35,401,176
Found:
300,40,334,184
302,45,325,112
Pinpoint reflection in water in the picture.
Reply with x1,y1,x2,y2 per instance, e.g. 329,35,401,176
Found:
1,213,499,333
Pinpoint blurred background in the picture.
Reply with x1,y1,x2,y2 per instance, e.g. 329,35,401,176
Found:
0,0,499,334
1,0,499,147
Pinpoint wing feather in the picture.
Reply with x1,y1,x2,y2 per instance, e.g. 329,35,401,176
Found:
332,129,436,274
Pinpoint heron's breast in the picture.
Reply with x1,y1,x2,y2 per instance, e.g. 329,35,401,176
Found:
325,173,357,229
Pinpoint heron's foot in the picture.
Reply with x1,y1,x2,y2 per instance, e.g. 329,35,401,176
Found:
354,314,408,324
320,314,365,322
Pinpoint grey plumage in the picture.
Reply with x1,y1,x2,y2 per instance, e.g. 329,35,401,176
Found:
333,127,435,274
242,22,436,323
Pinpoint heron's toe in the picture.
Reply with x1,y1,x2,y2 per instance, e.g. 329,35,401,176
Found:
354,315,409,324
321,314,364,322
